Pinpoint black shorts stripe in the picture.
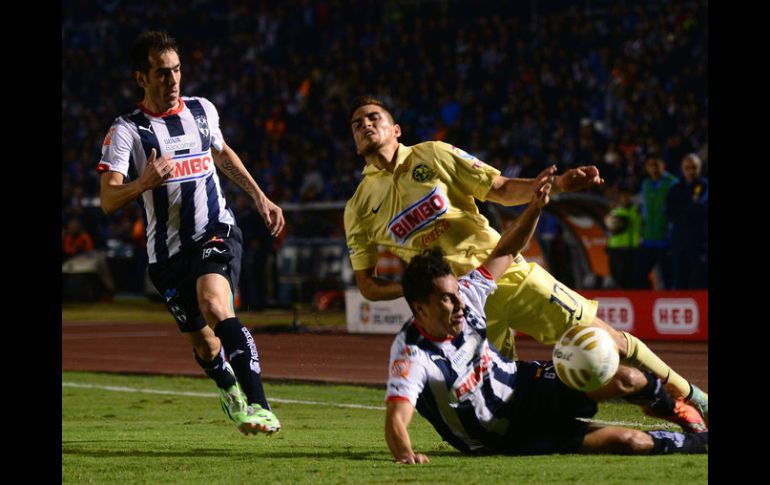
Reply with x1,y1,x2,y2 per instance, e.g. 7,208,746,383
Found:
152,186,170,262
179,180,197,249
204,173,221,231
128,112,167,261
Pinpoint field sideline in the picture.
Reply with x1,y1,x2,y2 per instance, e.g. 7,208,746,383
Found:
63,301,707,483
62,371,707,484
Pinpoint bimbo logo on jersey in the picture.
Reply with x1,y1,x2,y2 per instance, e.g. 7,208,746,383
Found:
387,187,449,243
165,151,214,184
653,298,699,335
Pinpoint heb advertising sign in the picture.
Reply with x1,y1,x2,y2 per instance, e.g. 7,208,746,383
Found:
344,287,707,341
345,288,412,334
580,291,708,341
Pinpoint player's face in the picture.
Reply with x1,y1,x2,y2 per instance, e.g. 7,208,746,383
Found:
645,159,663,179
681,158,700,182
137,49,181,113
350,105,401,156
416,275,466,339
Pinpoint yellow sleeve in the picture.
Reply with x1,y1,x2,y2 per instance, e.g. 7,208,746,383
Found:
432,141,500,201
344,200,378,271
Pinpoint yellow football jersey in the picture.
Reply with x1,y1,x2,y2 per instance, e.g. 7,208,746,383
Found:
345,140,598,353
344,141,503,274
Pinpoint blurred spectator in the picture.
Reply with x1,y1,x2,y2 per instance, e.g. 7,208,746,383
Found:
605,188,641,289
62,218,94,260
298,158,325,202
634,157,677,289
63,0,707,209
666,153,708,289
62,218,115,301
62,0,708,292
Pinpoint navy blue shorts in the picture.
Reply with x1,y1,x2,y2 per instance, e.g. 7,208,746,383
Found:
147,223,242,333
498,360,598,455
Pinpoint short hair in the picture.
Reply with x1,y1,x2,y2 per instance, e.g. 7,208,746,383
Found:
682,153,702,170
402,248,453,312
131,31,179,73
349,95,395,123
645,156,664,167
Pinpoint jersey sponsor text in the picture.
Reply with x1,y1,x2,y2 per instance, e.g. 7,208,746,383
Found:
387,187,449,243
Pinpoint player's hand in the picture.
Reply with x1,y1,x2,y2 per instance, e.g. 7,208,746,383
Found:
140,148,174,191
533,182,551,208
256,196,285,237
534,164,558,189
556,165,605,193
395,453,430,464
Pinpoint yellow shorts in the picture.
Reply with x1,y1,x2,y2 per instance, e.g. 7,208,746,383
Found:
484,259,598,349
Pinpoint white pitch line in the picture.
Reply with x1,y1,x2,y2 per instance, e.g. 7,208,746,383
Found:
61,382,676,428
62,382,385,410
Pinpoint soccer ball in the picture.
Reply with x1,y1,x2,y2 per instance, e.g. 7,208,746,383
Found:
553,325,619,392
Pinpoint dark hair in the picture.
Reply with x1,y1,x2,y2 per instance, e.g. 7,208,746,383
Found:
131,31,179,73
349,95,395,123
402,248,453,312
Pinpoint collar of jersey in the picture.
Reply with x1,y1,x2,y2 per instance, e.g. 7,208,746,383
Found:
362,143,412,176
412,318,453,342
138,98,186,118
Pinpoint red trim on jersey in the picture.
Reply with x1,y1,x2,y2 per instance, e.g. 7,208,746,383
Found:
96,163,112,174
413,320,452,342
138,98,185,117
386,396,411,403
477,265,494,280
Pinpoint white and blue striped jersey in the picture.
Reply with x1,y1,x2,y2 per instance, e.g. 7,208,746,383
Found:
386,268,520,453
97,96,236,264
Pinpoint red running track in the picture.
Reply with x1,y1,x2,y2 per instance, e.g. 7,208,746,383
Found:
62,322,708,392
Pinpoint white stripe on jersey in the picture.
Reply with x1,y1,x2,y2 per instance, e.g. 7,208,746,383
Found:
385,269,518,452
98,96,235,263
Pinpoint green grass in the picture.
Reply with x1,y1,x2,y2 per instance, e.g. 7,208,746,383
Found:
62,372,707,484
62,300,346,328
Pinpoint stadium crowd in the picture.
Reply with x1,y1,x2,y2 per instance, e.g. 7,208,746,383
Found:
62,0,707,296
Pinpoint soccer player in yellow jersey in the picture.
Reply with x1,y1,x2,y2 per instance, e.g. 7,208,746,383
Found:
344,96,707,423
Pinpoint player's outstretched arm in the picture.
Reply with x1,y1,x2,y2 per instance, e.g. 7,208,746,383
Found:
100,148,173,214
354,268,404,301
485,164,603,206
385,400,430,465
553,165,605,194
212,143,285,236
485,165,555,206
483,182,551,280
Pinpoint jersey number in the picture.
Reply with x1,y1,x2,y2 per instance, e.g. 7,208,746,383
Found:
550,283,582,320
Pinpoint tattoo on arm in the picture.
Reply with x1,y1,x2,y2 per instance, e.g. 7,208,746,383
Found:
218,156,259,199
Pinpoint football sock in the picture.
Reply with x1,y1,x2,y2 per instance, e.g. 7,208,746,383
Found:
215,317,270,409
193,346,236,390
623,371,675,415
621,331,693,399
648,430,708,454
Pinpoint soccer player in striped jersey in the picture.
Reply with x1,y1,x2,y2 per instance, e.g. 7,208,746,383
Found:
345,96,707,424
97,31,281,435
385,182,707,462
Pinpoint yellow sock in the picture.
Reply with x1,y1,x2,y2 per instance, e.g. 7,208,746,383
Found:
621,332,691,399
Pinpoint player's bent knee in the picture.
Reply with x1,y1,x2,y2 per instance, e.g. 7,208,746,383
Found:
198,296,231,324
611,429,652,454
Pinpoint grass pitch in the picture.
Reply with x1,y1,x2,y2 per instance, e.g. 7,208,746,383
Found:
62,372,707,484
